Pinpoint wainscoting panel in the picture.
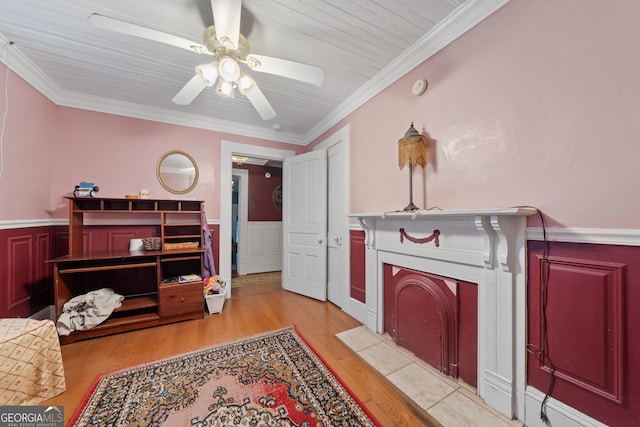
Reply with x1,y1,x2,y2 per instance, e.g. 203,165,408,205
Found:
527,241,639,427
1,222,221,319
7,233,34,315
85,225,158,252
107,230,138,251
53,227,69,258
32,232,53,312
0,227,54,317
349,230,366,303
240,221,282,275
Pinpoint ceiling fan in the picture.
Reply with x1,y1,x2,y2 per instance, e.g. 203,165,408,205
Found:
88,0,325,120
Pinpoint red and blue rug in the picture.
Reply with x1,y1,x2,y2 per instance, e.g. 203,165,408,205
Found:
69,326,380,426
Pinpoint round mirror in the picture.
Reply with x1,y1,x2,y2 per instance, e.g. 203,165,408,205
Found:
272,184,282,210
157,150,199,194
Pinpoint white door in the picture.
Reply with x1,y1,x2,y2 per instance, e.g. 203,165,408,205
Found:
282,149,327,300
326,142,346,307
314,125,350,309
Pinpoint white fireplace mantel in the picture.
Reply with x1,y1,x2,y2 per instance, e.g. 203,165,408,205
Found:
350,207,537,422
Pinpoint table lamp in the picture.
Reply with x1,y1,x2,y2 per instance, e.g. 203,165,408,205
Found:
398,122,427,211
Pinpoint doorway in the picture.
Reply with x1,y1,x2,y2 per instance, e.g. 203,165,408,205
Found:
220,141,295,298
220,127,352,317
231,168,248,274
231,160,283,278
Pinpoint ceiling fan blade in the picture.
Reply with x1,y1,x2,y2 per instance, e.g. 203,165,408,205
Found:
89,14,209,54
245,85,277,120
172,75,208,105
246,54,325,86
210,0,241,49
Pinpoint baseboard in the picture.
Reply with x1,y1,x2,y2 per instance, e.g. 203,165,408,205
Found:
342,297,368,327
30,305,55,321
483,369,515,419
524,387,608,427
242,263,283,275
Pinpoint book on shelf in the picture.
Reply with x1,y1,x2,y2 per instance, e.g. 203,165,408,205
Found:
178,274,202,283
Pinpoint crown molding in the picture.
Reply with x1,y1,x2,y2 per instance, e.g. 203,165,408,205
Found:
0,34,62,103
303,0,511,144
1,0,510,147
0,33,303,146
56,90,305,145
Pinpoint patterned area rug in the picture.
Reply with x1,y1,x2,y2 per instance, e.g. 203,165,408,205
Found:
231,271,281,288
69,326,379,426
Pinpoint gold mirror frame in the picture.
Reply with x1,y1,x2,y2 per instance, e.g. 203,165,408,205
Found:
156,150,199,194
272,184,282,210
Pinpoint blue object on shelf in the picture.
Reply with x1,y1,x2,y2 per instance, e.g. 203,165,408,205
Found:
73,182,99,198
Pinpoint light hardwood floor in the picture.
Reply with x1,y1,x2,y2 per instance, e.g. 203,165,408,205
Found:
44,281,439,426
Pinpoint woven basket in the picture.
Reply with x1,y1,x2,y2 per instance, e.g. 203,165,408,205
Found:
142,237,162,251
164,241,200,251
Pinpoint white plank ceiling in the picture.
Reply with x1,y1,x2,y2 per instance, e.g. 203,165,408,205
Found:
0,0,508,145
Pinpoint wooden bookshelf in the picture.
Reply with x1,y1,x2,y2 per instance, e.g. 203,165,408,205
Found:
49,197,205,344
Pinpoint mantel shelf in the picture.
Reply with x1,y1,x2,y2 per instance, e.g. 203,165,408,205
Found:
350,207,538,220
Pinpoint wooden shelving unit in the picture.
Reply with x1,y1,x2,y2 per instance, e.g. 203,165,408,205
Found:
49,197,205,344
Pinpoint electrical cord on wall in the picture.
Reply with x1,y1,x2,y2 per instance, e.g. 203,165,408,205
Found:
0,41,12,182
515,205,554,424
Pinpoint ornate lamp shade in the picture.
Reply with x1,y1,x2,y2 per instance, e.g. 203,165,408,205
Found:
398,122,427,170
397,122,427,211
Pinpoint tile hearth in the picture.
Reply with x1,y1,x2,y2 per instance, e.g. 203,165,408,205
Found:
337,326,523,427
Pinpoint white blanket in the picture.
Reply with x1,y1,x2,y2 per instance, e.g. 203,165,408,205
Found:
56,288,124,336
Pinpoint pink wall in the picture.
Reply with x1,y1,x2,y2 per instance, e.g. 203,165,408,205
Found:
50,108,302,220
313,0,640,228
1,63,302,222
0,65,57,220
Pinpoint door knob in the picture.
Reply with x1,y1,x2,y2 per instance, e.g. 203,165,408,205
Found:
317,237,323,244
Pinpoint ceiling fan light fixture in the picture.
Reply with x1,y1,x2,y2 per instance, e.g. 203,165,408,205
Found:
91,2,324,121
219,57,240,82
238,73,256,95
195,62,219,87
216,79,235,98
218,36,236,50
245,55,261,69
